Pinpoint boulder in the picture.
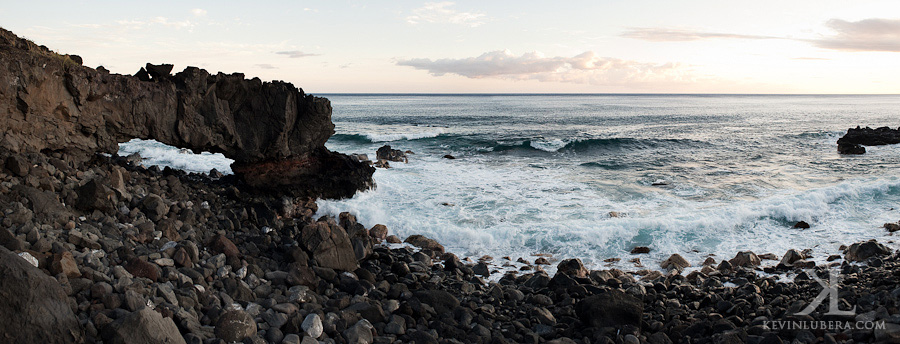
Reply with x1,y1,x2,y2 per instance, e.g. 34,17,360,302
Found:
845,240,892,261
376,145,407,162
576,290,642,328
343,319,375,344
75,179,115,212
215,310,256,342
404,234,445,255
630,246,650,254
414,290,460,313
100,307,186,344
140,194,169,222
660,253,690,271
792,221,810,229
0,246,83,343
779,249,804,266
209,234,240,258
368,224,388,241
556,258,589,279
49,251,82,278
729,251,761,268
4,155,30,177
299,221,358,271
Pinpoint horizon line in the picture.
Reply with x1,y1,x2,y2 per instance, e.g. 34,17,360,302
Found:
313,92,900,96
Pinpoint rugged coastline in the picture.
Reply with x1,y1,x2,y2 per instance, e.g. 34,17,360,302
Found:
1,28,900,344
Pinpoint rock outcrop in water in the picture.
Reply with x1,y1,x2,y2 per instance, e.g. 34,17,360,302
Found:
0,28,373,198
837,126,900,155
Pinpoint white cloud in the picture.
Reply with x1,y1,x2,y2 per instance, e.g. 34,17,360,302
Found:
191,8,207,17
255,63,277,69
811,18,900,52
621,27,779,42
397,50,694,86
275,50,320,58
406,2,486,27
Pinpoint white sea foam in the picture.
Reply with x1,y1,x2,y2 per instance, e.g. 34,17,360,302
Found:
530,139,568,152
117,139,234,174
364,131,442,142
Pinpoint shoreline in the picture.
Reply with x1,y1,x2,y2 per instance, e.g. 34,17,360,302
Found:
2,151,899,343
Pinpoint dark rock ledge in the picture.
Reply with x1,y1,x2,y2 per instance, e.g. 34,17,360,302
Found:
837,126,900,155
0,27,373,198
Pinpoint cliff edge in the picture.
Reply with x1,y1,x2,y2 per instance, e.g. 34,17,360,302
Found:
0,28,373,198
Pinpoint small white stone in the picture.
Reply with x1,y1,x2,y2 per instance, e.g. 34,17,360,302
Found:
154,258,175,267
17,252,39,267
236,266,248,279
160,241,178,251
301,313,324,339
194,284,205,293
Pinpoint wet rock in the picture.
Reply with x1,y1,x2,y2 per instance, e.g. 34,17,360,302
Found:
660,253,690,271
780,249,804,266
101,307,186,344
473,262,490,277
884,222,900,232
376,145,407,163
845,240,892,261
0,247,83,343
556,258,589,278
369,224,388,241
630,246,650,254
215,310,257,342
838,126,900,146
729,251,761,268
793,221,810,229
403,234,445,255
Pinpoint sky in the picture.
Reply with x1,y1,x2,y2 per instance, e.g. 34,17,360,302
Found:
1,1,899,93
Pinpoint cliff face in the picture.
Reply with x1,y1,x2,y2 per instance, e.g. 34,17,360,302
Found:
0,28,373,198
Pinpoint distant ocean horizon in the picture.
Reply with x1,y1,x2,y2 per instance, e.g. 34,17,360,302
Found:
122,93,900,273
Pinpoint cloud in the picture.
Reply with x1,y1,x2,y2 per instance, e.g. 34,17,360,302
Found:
114,17,194,30
397,50,694,86
810,18,900,52
254,64,277,69
191,8,207,17
275,50,320,58
406,2,486,27
621,27,779,42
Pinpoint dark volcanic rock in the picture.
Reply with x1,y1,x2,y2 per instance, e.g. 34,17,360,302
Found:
845,239,892,261
215,310,256,342
838,126,900,146
0,28,372,199
403,234,445,255
0,247,83,343
299,220,358,271
101,307,186,344
576,290,642,329
376,145,407,162
838,142,865,154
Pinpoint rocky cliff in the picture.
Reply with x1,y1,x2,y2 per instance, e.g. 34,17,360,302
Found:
0,28,373,198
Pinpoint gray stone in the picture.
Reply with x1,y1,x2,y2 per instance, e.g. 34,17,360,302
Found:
215,310,256,342
101,307,186,344
343,319,375,344
301,313,324,339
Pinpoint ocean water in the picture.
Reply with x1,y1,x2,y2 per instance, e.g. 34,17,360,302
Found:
122,94,900,271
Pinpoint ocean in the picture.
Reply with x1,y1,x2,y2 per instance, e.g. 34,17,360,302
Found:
120,94,900,271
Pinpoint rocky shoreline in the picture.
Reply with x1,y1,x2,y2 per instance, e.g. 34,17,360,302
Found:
2,26,900,344
1,150,900,344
